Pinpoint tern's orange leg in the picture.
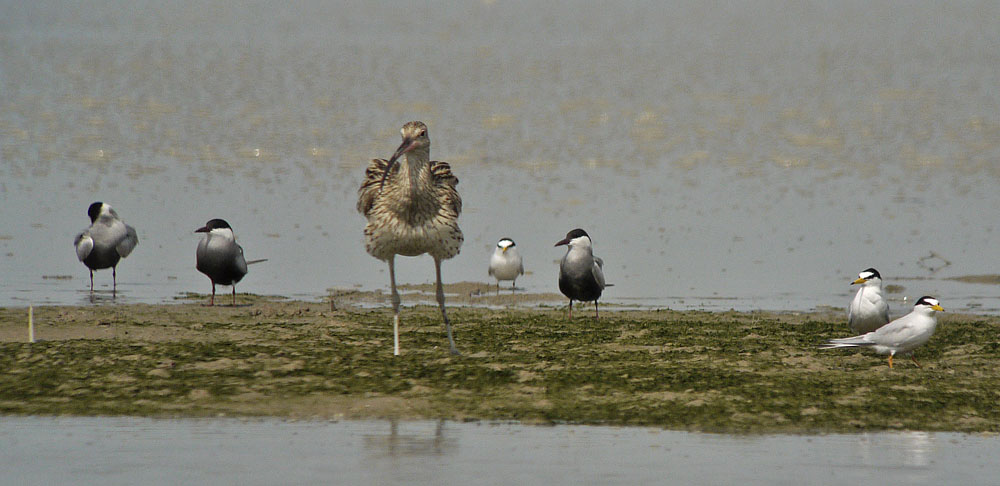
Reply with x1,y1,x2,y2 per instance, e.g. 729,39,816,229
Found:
888,355,894,369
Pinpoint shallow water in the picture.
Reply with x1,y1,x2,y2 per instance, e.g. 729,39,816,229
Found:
1,1,999,312
2,417,998,485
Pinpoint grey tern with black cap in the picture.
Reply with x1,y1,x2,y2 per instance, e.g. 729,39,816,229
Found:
196,218,257,306
74,201,139,297
555,228,606,319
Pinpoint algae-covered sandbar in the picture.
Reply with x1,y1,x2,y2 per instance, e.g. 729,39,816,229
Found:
1,286,998,434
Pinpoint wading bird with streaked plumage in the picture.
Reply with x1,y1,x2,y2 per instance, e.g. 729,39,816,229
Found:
357,121,463,356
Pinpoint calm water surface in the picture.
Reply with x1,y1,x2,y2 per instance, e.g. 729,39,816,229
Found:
3,417,999,485
1,1,999,312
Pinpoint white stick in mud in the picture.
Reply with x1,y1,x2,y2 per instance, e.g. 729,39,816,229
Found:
28,305,34,343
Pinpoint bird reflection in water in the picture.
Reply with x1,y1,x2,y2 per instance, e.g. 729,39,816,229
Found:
363,419,456,457
854,431,933,469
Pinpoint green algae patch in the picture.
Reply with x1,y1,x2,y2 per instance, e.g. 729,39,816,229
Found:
2,298,999,434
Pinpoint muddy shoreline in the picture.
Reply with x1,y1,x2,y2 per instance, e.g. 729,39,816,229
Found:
2,285,998,434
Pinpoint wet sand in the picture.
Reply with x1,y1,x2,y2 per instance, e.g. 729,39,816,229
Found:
2,286,998,434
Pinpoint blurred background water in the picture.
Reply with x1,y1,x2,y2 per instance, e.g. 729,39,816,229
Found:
1,0,998,312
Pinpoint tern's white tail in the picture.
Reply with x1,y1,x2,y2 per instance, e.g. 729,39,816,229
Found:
819,334,876,349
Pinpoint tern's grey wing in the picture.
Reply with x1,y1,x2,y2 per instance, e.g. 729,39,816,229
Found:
235,244,248,276
74,231,93,261
880,302,890,326
592,257,606,290
518,258,524,276
116,224,139,258
871,317,920,346
357,158,391,216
